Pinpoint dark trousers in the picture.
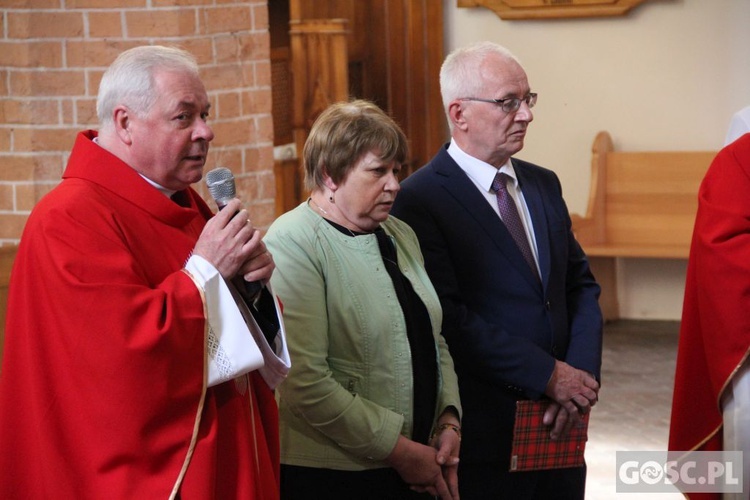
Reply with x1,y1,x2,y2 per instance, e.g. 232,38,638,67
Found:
458,462,586,500
281,464,432,500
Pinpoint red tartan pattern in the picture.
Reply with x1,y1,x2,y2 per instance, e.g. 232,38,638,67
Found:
510,400,589,472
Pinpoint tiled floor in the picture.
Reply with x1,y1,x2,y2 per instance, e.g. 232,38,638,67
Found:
585,319,684,499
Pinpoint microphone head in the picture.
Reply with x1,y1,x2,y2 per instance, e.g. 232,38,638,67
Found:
205,167,236,208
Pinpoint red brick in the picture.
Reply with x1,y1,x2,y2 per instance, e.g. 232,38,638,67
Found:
254,59,272,86
202,6,252,35
210,118,256,149
215,33,269,64
201,63,247,92
66,40,141,68
10,70,86,97
0,42,63,68
1,99,60,125
0,214,29,240
126,10,197,38
256,114,274,143
1,154,65,181
243,146,261,173
153,0,213,5
251,201,276,230
0,185,12,211
67,0,143,7
258,143,274,169
242,145,275,175
0,129,10,152
241,89,272,115
252,3,269,31
87,12,124,38
12,128,79,153
2,0,58,7
88,70,106,96
75,98,98,127
0,71,8,96
206,148,242,174
175,38,214,65
253,171,275,200
8,12,84,39
216,91,242,119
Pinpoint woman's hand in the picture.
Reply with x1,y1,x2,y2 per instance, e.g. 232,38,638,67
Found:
386,435,455,499
430,420,461,499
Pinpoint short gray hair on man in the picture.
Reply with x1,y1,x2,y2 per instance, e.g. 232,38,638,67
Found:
96,45,200,131
439,41,520,123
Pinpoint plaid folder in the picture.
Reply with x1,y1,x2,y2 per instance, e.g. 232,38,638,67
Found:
509,399,589,472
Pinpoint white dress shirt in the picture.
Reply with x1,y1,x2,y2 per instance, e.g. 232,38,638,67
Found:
447,140,540,275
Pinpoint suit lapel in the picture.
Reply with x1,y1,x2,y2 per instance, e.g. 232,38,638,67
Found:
514,159,550,289
433,150,543,291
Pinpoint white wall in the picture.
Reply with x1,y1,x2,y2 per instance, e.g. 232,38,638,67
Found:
443,0,750,319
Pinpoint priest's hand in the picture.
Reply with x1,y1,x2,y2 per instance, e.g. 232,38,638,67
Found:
193,199,274,283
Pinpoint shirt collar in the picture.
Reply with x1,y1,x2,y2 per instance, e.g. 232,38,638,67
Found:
447,139,517,192
139,174,176,198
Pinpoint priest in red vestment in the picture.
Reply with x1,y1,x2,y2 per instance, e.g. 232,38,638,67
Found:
0,45,290,499
669,133,750,500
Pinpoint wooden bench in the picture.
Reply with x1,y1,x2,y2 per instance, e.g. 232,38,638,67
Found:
0,245,18,373
570,131,717,321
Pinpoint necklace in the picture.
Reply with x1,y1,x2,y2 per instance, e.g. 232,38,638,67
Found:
308,197,363,238
308,197,329,216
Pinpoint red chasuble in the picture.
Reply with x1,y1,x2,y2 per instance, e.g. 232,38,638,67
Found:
669,133,750,500
0,131,280,499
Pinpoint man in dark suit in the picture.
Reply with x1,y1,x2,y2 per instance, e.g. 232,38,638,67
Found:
391,41,603,499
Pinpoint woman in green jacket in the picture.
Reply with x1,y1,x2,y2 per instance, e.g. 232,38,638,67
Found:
265,100,462,500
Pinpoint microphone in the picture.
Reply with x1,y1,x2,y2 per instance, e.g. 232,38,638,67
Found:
205,166,236,210
206,167,263,297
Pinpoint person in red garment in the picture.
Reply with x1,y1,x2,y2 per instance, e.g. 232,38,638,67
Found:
0,45,290,499
669,133,750,500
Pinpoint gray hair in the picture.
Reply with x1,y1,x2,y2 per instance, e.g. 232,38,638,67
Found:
96,45,199,130
439,41,520,118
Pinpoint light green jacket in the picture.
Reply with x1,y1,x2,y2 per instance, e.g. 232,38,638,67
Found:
264,202,461,470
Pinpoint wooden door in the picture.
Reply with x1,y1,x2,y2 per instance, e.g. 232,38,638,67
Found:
270,0,446,215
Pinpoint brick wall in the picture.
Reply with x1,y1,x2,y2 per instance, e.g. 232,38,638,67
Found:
0,0,276,246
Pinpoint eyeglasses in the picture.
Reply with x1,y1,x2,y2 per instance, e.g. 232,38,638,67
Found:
459,93,538,113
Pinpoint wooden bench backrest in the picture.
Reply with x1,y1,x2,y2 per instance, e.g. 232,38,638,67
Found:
572,131,717,258
604,150,715,248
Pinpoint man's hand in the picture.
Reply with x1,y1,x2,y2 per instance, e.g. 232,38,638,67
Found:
545,360,599,423
193,199,274,283
542,401,579,440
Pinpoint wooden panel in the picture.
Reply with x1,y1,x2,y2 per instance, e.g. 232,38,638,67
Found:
288,17,349,207
271,47,293,146
274,158,303,216
457,0,649,20
0,245,18,373
280,0,446,191
604,151,714,247
379,0,446,176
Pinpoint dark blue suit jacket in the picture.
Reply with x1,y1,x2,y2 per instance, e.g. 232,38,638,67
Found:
391,145,603,466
